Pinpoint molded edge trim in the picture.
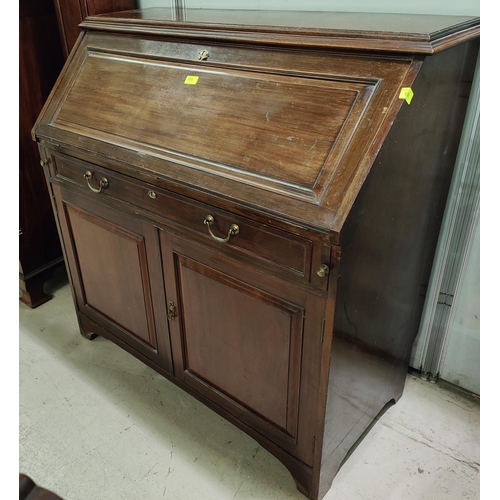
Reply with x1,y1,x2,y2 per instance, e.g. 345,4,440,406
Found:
79,15,479,55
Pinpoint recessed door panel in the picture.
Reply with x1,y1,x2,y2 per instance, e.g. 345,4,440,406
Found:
161,232,324,466
54,185,172,370
177,255,303,434
67,204,156,348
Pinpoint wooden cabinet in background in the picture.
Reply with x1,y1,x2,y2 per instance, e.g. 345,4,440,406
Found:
19,0,65,307
52,0,137,59
33,9,479,499
20,0,137,308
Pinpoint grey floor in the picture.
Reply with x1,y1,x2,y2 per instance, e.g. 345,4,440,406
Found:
19,278,480,500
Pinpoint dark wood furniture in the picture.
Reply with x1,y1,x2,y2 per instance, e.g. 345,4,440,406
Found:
20,0,137,308
33,9,479,499
52,0,136,58
20,0,65,307
19,474,64,500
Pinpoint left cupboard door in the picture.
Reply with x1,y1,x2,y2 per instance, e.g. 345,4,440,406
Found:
53,184,173,372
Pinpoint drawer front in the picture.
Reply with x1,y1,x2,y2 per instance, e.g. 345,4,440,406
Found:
49,152,313,282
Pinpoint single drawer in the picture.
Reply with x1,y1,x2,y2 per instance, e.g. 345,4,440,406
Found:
49,152,313,282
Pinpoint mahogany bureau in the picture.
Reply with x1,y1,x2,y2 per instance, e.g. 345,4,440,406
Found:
33,9,479,499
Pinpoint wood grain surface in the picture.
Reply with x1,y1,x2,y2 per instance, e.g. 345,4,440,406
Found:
33,9,479,500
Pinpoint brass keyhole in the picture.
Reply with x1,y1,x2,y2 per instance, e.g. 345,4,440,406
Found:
198,50,209,61
167,301,177,320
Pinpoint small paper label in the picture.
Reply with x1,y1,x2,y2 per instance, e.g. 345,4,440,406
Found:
184,75,199,85
399,87,414,105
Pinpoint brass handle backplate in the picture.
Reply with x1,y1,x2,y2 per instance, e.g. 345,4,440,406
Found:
84,171,109,193
167,301,177,321
204,215,239,243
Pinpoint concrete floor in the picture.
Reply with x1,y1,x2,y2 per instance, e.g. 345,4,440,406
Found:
19,278,480,500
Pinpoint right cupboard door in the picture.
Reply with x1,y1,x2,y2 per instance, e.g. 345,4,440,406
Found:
160,231,325,466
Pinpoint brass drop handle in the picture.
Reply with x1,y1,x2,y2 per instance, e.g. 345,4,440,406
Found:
204,215,239,243
316,264,330,278
84,170,109,193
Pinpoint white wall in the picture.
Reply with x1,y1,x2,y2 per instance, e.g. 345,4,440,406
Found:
138,0,479,16
440,219,480,394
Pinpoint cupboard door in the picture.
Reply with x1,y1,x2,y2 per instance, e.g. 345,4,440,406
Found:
161,232,325,465
54,185,172,371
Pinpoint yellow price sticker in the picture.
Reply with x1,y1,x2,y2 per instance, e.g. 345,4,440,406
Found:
184,75,199,85
399,87,414,105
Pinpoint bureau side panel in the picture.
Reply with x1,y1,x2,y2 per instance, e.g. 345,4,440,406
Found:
318,39,479,498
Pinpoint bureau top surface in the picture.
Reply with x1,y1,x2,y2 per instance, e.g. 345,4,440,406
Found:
82,8,479,54
35,9,479,241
